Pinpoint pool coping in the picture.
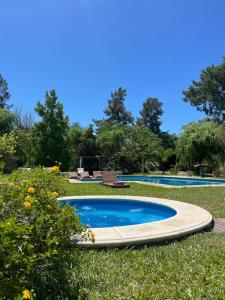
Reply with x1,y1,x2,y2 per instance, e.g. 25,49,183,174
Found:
58,195,213,247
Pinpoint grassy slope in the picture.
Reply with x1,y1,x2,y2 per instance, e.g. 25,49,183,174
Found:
63,183,225,299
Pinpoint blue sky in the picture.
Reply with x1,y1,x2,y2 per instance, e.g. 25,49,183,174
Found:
1,0,225,133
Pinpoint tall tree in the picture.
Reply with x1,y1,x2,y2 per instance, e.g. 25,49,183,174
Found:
0,74,11,109
137,98,163,134
32,90,70,170
103,87,134,125
183,58,225,122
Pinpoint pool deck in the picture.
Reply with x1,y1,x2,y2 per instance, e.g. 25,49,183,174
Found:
58,195,213,248
213,219,225,233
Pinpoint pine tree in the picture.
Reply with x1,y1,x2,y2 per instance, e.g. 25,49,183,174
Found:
103,87,134,125
32,90,70,170
0,74,11,109
137,97,163,134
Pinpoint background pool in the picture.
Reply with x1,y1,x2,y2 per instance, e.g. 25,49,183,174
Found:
81,175,225,186
60,198,177,228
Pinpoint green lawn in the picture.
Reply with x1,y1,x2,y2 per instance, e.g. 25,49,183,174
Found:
63,182,225,299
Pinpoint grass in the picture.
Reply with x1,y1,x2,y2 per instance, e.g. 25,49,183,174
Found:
63,182,225,299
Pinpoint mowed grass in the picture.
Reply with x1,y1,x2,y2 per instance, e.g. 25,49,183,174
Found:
63,182,225,299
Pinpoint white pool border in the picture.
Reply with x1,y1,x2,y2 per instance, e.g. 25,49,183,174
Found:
58,195,212,247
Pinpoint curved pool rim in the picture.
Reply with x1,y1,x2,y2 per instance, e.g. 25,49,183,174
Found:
58,196,212,247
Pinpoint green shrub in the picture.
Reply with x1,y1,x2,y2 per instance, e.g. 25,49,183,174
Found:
0,167,83,299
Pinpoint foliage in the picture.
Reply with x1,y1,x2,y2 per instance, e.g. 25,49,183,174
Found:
68,122,83,169
32,90,70,171
0,108,16,134
0,132,17,172
68,124,99,171
121,125,162,173
97,124,126,170
0,167,83,299
161,148,176,173
0,74,11,109
97,87,134,126
177,120,225,169
183,57,225,122
137,97,163,134
159,131,177,149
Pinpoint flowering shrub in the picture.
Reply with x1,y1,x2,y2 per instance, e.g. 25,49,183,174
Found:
0,167,83,299
50,165,60,174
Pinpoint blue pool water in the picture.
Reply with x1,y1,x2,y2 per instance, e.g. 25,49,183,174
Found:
60,198,176,228
81,175,225,186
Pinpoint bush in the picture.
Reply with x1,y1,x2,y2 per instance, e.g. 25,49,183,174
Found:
0,167,83,299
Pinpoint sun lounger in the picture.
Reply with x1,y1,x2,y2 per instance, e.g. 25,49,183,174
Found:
186,171,193,177
93,171,102,178
68,171,79,179
101,171,130,188
80,171,90,179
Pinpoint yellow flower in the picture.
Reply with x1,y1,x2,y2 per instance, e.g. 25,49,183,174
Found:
22,289,31,299
50,191,59,198
24,201,31,209
89,230,95,242
25,195,32,202
27,187,35,194
7,182,16,189
47,204,54,210
50,166,60,173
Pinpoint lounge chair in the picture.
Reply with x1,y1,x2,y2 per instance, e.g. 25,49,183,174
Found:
68,171,79,179
80,171,90,179
101,171,130,188
186,171,193,177
93,171,102,178
77,168,84,175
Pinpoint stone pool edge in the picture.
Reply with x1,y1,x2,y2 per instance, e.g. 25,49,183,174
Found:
58,195,213,248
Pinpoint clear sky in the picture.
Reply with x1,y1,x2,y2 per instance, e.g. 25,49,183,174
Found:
1,0,225,133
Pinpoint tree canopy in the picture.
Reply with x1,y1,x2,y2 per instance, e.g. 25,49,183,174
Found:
177,120,225,169
32,90,70,170
103,87,134,125
183,58,225,122
0,74,11,109
137,97,163,134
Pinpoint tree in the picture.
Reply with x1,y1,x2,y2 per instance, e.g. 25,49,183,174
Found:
0,132,17,172
137,98,163,134
97,124,126,169
176,120,225,170
121,125,162,173
68,123,83,169
183,58,225,122
0,74,11,109
78,125,98,171
161,148,176,173
32,90,70,170
0,108,15,134
102,87,134,125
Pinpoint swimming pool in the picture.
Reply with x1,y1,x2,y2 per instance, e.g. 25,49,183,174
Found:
58,196,213,247
81,175,225,187
60,198,176,228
